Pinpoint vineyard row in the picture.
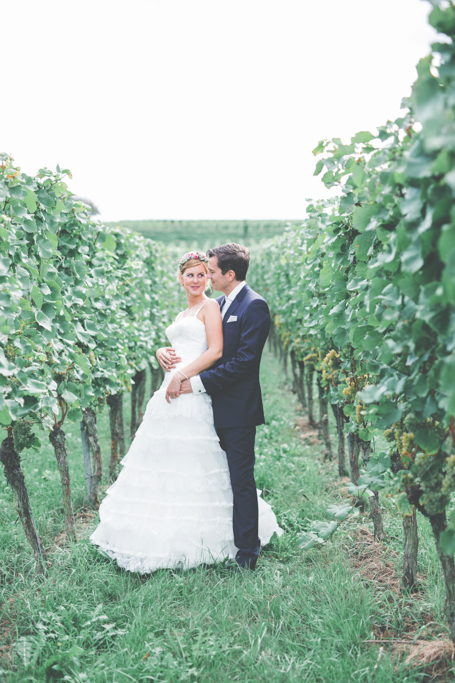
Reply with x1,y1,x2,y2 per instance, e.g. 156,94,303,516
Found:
0,154,180,573
249,2,455,640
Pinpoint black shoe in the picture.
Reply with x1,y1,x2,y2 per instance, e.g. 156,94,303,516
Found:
235,538,261,571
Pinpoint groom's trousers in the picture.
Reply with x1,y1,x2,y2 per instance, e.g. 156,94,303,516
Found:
216,425,260,569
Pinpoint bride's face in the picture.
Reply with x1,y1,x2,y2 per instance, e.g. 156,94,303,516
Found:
180,263,208,297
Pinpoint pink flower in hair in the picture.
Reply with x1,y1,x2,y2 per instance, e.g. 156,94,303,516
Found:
178,251,208,270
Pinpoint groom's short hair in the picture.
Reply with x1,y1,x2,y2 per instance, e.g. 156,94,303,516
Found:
208,243,250,281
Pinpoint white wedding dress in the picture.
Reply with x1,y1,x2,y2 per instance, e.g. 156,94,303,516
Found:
90,304,283,573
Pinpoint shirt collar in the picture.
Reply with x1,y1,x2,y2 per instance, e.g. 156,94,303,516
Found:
225,280,247,303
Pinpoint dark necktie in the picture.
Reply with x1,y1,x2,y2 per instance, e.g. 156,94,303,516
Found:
220,297,229,318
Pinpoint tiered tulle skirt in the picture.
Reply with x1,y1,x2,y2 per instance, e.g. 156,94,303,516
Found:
90,385,282,573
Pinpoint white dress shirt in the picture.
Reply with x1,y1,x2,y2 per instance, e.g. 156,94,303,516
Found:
190,280,247,394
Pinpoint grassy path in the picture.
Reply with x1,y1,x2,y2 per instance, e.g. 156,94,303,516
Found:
0,346,449,682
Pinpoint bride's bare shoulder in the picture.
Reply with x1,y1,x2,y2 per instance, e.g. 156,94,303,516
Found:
198,298,221,320
204,298,220,310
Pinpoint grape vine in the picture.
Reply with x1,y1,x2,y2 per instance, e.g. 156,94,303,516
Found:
250,0,455,639
0,154,181,566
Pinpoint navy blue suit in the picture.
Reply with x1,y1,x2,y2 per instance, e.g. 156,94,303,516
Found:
199,283,270,568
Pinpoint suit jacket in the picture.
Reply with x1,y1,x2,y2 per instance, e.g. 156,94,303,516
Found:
199,283,270,428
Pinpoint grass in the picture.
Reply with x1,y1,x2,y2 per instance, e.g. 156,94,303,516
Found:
0,346,452,682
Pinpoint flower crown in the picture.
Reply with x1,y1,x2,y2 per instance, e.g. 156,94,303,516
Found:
179,251,209,270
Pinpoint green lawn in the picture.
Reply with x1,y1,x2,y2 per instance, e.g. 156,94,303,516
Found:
0,346,450,682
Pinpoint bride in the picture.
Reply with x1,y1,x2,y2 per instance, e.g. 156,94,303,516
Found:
90,251,282,572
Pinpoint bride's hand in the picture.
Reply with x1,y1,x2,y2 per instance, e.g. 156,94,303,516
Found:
165,374,181,403
156,347,182,372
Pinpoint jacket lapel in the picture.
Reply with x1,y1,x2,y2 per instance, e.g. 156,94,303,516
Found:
222,283,250,327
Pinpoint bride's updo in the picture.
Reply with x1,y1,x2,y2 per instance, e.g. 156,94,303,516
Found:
177,251,209,279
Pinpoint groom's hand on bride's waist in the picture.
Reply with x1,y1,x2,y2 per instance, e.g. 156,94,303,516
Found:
179,379,193,395
156,347,181,371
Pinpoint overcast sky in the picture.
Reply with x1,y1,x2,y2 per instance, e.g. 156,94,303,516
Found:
2,1,437,222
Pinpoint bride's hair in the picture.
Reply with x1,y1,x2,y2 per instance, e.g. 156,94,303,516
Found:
176,253,209,283
179,258,209,275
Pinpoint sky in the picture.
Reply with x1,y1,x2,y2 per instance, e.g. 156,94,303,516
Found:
2,0,438,223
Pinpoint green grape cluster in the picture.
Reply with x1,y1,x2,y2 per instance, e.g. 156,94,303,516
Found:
441,454,455,496
403,412,418,431
355,401,364,424
342,381,357,401
394,423,402,448
391,421,416,464
420,489,449,516
384,428,395,442
342,373,369,403
12,421,34,454
89,351,96,367
4,343,16,362
303,351,318,367
415,451,451,515
321,349,341,384
401,432,415,454
415,449,434,472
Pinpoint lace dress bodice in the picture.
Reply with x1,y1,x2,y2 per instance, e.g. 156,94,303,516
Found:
161,315,208,389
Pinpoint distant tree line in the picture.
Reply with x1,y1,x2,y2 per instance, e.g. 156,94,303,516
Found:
105,219,301,249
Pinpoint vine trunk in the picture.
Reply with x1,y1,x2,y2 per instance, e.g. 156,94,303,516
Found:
306,367,318,429
359,437,385,541
81,407,102,507
290,350,299,396
150,363,164,397
131,368,147,437
317,377,332,461
49,426,77,542
107,392,125,480
347,432,360,485
297,360,307,410
429,512,455,641
402,508,419,589
0,430,47,574
331,403,348,477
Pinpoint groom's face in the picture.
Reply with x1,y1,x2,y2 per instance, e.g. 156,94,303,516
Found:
208,256,232,293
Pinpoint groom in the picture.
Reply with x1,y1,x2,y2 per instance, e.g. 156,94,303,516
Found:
160,243,270,570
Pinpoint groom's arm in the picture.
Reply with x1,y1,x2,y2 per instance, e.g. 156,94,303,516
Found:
196,300,270,395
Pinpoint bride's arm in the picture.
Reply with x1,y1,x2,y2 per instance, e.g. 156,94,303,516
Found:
165,300,223,402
